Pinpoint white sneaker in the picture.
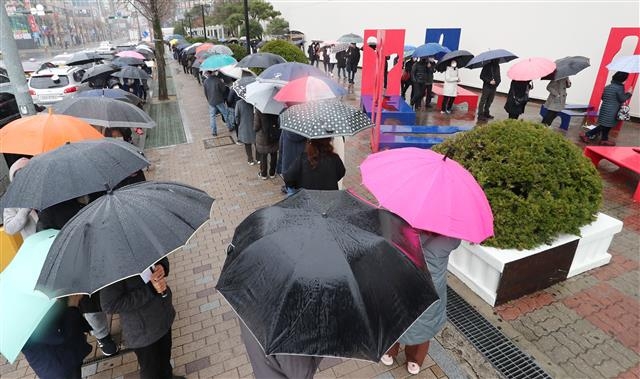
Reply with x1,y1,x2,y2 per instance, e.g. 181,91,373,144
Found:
380,354,394,366
407,362,420,375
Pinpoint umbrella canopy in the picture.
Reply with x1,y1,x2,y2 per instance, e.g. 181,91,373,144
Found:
0,230,59,364
413,43,450,59
280,100,372,139
111,56,145,67
199,54,237,72
66,51,103,66
136,44,154,52
111,66,150,80
116,50,146,60
50,96,156,129
184,42,203,54
507,57,556,81
436,50,475,72
360,148,494,243
274,75,346,103
404,45,416,57
232,76,257,99
542,56,590,80
73,88,142,106
195,43,215,54
0,139,149,211
219,64,255,80
244,81,286,115
81,63,120,83
320,40,338,48
36,181,214,298
466,49,518,69
169,39,179,45
331,43,350,54
0,113,102,155
337,33,363,44
207,45,234,56
258,62,325,84
606,54,640,73
237,53,287,68
215,189,438,362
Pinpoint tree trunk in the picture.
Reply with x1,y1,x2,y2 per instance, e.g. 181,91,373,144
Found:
152,4,169,101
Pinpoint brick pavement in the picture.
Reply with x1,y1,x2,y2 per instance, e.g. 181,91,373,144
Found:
1,58,638,378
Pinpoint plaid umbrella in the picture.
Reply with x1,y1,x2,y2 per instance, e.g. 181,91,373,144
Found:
280,100,373,139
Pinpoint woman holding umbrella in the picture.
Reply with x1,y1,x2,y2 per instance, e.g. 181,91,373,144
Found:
504,80,533,119
441,60,461,114
283,138,345,191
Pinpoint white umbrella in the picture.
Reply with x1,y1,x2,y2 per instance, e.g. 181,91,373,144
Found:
219,64,255,80
606,55,640,73
244,81,286,115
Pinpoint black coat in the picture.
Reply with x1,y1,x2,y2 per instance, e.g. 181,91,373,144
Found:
504,80,531,117
22,305,92,379
36,199,86,231
598,82,632,128
254,110,280,154
283,152,346,190
336,51,347,68
203,75,227,106
346,46,360,71
480,61,501,87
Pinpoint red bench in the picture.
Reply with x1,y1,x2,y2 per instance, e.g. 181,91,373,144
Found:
432,83,479,112
584,146,640,201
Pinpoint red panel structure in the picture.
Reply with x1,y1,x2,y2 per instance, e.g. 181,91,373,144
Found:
361,29,405,97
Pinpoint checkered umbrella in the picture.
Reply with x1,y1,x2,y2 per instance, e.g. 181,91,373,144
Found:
280,100,373,139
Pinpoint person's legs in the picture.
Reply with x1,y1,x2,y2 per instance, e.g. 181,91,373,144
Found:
412,83,425,109
541,109,558,126
84,312,109,339
227,107,236,131
244,144,254,163
215,103,228,126
478,87,489,118
441,96,449,112
583,125,602,141
134,331,174,379
600,126,611,141
405,341,430,373
208,105,218,135
448,96,456,112
259,154,268,178
484,87,496,117
386,342,401,358
425,84,433,107
269,152,278,177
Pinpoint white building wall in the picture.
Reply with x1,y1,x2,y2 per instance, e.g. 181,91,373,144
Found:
271,0,640,115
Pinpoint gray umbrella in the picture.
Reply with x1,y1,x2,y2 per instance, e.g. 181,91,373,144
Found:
542,56,590,80
51,96,156,129
436,50,474,72
465,49,518,69
280,100,373,139
35,181,214,298
81,63,120,83
111,57,145,67
337,33,363,44
0,139,149,211
111,66,150,80
66,52,104,66
237,53,287,68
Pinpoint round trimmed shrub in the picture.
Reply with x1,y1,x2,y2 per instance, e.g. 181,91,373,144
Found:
227,43,248,62
433,120,603,250
259,40,308,63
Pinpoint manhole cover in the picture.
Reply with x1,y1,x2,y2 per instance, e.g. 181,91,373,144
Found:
204,136,235,149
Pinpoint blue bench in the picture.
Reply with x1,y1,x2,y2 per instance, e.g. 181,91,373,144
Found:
378,124,471,150
540,104,596,130
361,95,416,125
380,125,472,134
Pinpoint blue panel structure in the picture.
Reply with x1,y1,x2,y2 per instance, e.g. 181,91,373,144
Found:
425,28,461,52
360,95,416,125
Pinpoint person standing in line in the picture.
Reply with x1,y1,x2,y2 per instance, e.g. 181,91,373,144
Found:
254,109,280,180
401,57,415,100
203,71,229,136
226,84,240,139
235,98,258,165
477,59,501,120
541,77,571,127
283,138,346,191
346,43,360,84
322,47,330,73
277,130,307,195
307,43,317,66
504,80,532,119
441,60,460,114
336,49,347,81
3,158,38,239
581,71,633,146
381,233,461,375
328,47,337,77
423,57,436,108
410,58,428,110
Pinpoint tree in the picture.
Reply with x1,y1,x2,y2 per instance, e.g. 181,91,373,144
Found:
224,13,244,37
173,22,185,36
124,0,174,101
266,17,289,36
249,19,263,40
247,0,280,22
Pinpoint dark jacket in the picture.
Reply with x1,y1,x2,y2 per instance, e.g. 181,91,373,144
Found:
203,75,227,106
235,99,256,144
36,199,86,231
336,51,347,68
411,59,435,84
480,61,501,87
226,88,240,109
598,82,632,128
346,46,360,71
100,258,175,349
277,130,307,175
283,152,346,190
254,110,280,154
22,304,92,379
504,80,531,117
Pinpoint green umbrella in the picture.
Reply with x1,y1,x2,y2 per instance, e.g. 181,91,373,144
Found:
199,54,237,72
0,230,58,363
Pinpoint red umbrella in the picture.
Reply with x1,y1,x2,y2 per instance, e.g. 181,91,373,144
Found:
507,57,556,81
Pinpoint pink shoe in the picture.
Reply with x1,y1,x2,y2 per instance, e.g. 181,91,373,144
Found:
380,354,394,366
407,362,420,375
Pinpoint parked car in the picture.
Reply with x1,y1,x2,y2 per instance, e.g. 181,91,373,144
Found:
0,90,20,128
28,67,86,105
96,41,115,54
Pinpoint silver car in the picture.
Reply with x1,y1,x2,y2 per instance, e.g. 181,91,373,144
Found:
28,67,86,105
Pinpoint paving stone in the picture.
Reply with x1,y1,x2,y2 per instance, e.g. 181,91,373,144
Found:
200,299,221,312
185,356,211,374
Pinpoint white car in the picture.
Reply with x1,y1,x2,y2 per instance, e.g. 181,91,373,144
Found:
96,41,115,54
28,67,87,105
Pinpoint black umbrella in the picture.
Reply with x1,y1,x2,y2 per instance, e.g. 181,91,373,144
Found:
111,66,150,80
0,139,149,211
436,50,474,72
280,100,373,139
81,63,120,83
237,53,287,68
465,49,518,69
73,88,142,106
51,96,156,129
36,181,214,298
216,189,438,362
542,56,590,80
66,52,103,66
111,57,145,67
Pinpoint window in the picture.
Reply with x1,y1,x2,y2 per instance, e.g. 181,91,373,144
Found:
29,75,69,89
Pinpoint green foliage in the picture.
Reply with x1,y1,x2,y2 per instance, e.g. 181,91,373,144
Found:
185,36,208,43
173,22,186,37
433,120,603,250
266,17,289,36
259,40,307,63
249,20,263,40
227,43,248,61
211,0,282,37
248,0,281,22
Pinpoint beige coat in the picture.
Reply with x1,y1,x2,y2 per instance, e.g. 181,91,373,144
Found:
544,78,570,112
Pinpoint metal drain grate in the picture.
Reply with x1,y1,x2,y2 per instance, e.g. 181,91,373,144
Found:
204,136,235,149
446,287,551,379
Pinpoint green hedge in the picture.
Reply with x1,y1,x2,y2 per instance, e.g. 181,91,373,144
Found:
227,44,248,61
433,120,603,250
259,40,307,63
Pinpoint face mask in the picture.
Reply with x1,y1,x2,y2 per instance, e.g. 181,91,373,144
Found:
451,62,457,68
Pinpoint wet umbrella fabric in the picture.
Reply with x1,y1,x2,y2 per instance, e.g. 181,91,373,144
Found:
436,50,475,72
111,57,145,67
606,55,640,73
116,50,146,60
232,76,257,99
36,181,214,298
244,81,286,115
404,45,416,57
66,52,103,66
413,43,450,59
279,100,372,139
273,75,346,103
81,63,120,83
215,189,438,362
73,88,142,106
0,139,149,211
258,62,325,84
337,33,363,44
331,43,350,54
111,66,150,80
507,57,556,81
51,96,156,129
465,49,518,69
542,56,590,80
199,55,237,72
237,53,287,68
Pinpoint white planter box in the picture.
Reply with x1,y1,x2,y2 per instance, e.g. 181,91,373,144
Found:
447,213,623,306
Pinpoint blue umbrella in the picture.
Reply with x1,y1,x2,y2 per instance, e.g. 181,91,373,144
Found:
258,62,325,84
199,54,237,72
0,230,58,364
413,43,450,59
465,49,518,69
404,45,416,57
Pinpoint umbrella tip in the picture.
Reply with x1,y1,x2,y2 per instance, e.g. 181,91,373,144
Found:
443,147,455,161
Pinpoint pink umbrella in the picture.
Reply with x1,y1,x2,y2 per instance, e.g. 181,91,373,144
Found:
507,57,556,81
273,75,347,103
360,147,494,244
116,50,146,60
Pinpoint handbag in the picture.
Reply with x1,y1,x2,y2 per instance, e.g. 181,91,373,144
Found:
617,103,631,121
513,94,529,106
401,70,410,82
